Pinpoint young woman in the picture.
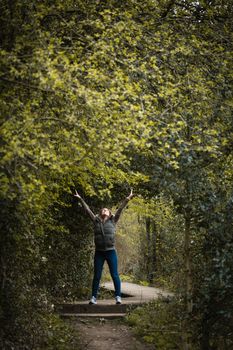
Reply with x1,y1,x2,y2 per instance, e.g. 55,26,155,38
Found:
74,189,133,305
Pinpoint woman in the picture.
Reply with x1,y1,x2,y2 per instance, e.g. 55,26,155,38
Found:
74,189,133,305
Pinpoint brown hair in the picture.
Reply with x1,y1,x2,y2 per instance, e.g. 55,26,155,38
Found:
99,208,112,217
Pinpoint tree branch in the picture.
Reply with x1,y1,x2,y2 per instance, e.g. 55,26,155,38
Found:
0,76,52,93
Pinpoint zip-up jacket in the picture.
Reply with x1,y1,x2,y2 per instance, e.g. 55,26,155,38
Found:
79,197,130,251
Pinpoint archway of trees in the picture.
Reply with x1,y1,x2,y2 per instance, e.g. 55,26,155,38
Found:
1,1,232,349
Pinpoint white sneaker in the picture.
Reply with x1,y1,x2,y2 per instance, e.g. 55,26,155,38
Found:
115,296,122,304
89,296,97,305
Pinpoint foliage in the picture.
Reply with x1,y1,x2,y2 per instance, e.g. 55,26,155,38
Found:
114,203,142,276
120,0,233,347
0,283,80,350
126,298,190,350
41,194,94,301
115,196,185,290
193,193,233,349
0,0,233,348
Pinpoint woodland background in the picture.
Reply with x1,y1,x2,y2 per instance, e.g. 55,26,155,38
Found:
0,0,232,349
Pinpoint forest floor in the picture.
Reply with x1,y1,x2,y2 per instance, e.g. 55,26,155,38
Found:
70,317,154,350
63,282,173,349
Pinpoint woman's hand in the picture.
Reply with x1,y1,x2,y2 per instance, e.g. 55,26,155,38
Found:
74,190,82,199
126,189,134,200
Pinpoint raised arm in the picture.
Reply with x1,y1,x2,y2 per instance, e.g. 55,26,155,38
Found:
114,189,134,223
73,190,96,222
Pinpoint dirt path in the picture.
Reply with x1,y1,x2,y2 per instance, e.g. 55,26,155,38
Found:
71,318,154,350
102,281,173,303
61,282,172,349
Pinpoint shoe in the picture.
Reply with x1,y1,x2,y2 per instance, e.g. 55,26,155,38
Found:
115,296,122,304
89,296,97,305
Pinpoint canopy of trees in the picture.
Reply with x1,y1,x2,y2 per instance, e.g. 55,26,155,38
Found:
0,0,232,349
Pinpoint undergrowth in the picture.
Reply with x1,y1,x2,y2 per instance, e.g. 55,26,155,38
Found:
126,298,196,350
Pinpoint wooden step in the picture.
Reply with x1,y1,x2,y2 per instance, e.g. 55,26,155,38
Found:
61,313,126,319
56,303,127,315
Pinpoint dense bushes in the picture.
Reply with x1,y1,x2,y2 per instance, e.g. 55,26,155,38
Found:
0,0,232,349
0,198,84,349
127,298,188,350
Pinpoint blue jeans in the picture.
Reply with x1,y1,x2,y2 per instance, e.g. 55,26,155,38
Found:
92,249,121,298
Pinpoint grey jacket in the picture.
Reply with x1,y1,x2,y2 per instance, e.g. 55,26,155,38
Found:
79,197,129,251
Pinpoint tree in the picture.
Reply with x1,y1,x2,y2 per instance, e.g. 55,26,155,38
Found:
0,1,150,347
0,0,232,348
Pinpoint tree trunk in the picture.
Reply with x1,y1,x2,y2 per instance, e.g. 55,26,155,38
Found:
151,220,157,280
200,318,210,350
184,212,193,313
145,218,157,283
182,211,193,350
145,218,151,282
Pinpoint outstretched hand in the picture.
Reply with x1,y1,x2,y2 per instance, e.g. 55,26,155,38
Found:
73,190,82,199
126,189,134,200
